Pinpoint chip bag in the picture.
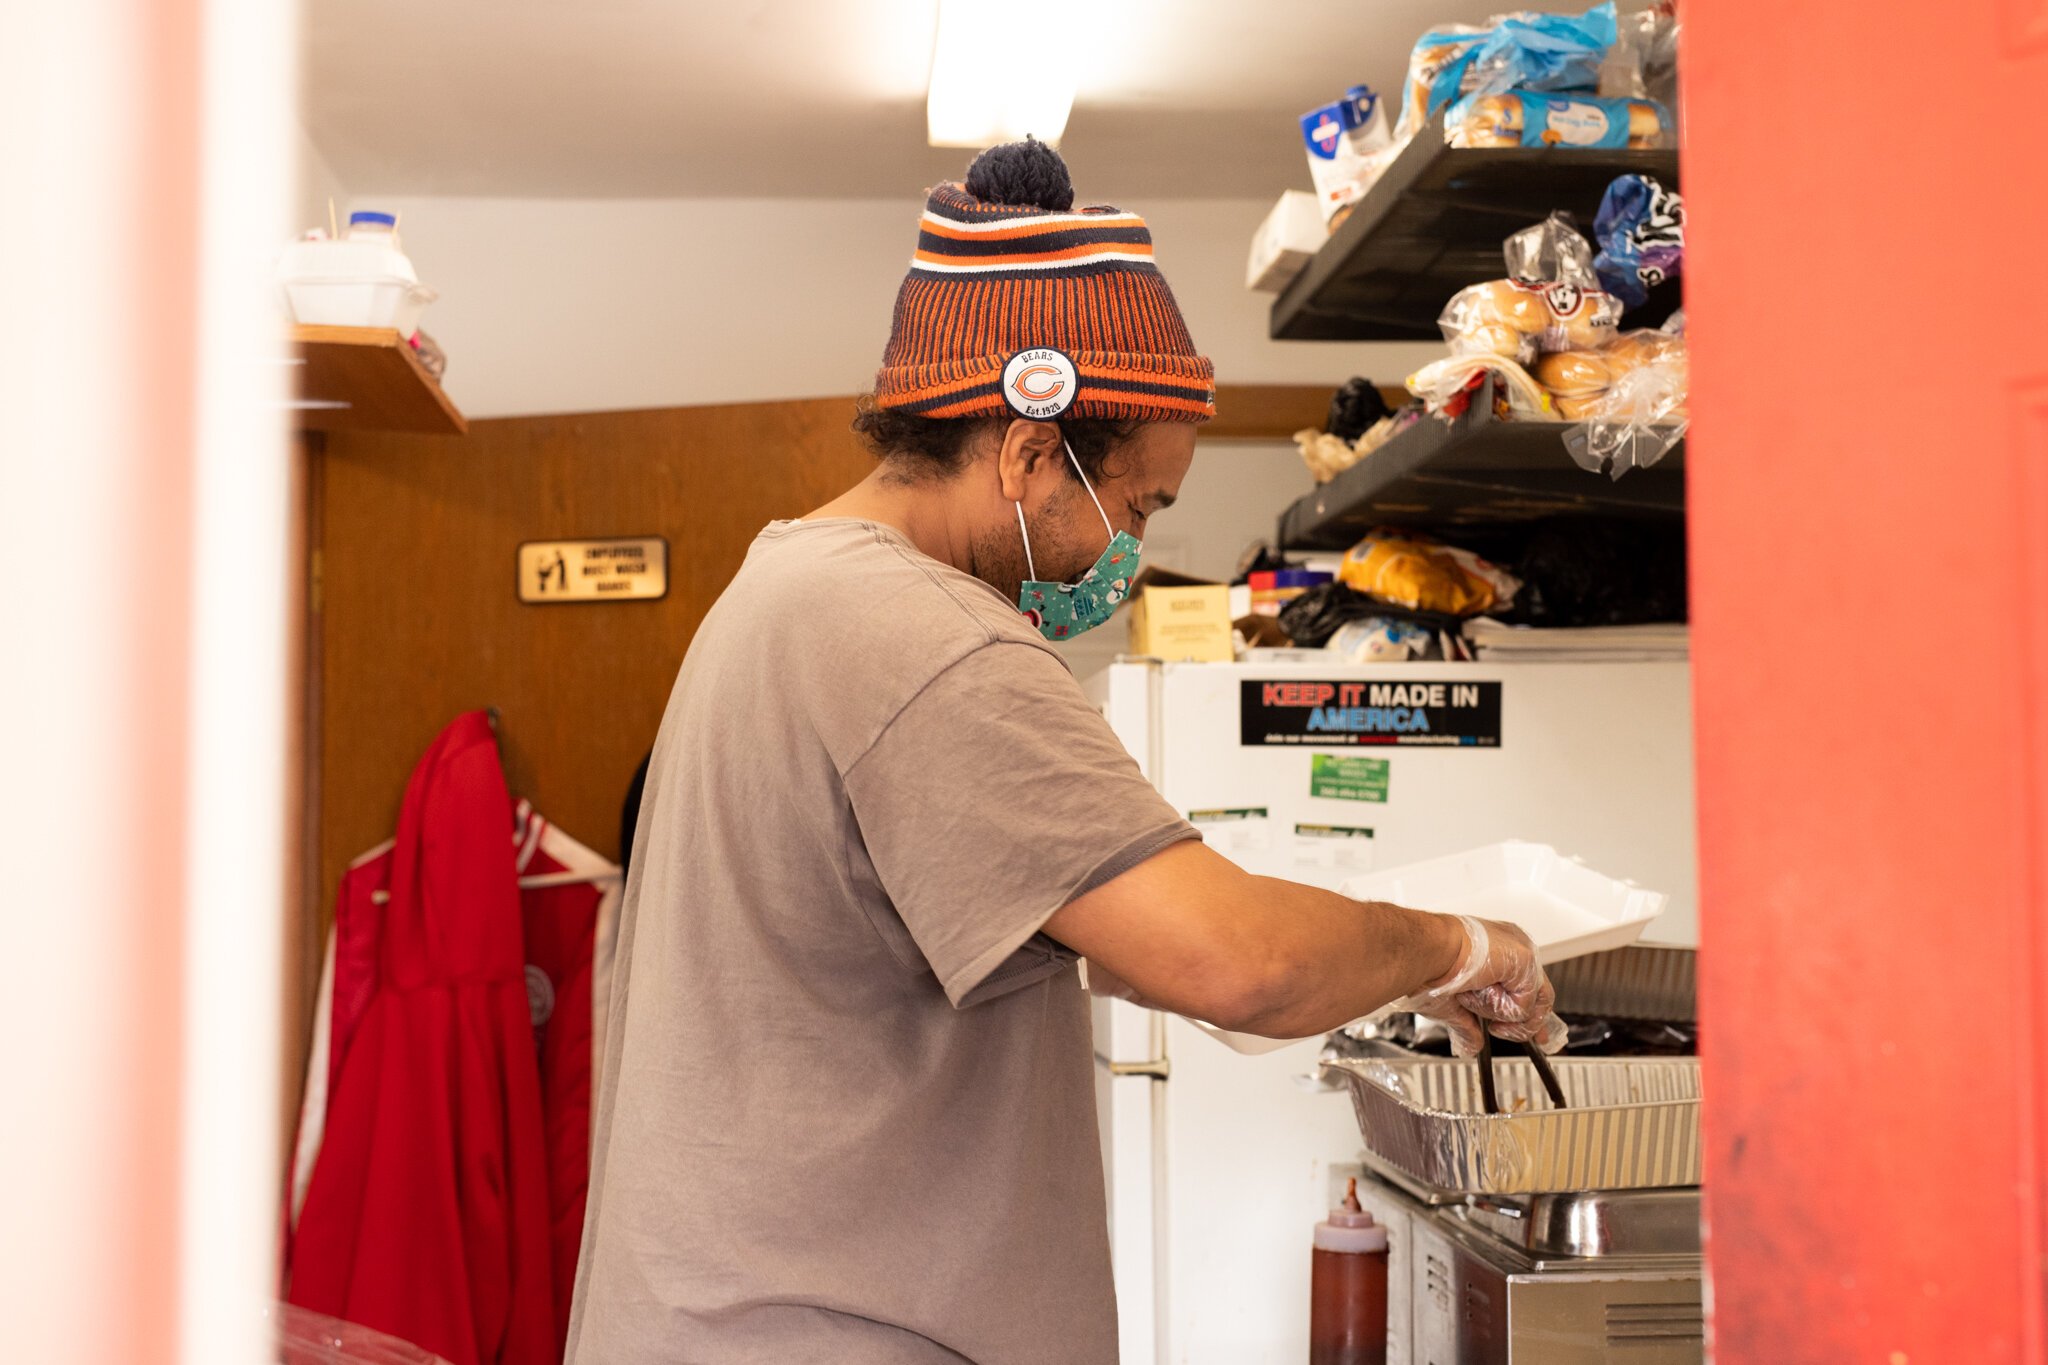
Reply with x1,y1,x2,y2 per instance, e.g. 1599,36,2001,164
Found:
1336,532,1520,617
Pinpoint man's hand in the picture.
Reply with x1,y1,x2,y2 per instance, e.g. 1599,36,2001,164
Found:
1402,915,1568,1056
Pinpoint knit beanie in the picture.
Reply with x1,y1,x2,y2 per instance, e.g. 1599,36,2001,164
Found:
872,140,1216,424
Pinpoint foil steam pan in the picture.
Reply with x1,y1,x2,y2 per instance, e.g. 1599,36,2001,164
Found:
1325,1055,1701,1196
1547,943,1697,1023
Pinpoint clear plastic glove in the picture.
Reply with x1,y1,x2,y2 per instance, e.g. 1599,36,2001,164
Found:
1403,915,1568,1057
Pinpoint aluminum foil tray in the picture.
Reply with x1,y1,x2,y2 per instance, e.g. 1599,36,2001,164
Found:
1547,943,1697,1023
1324,1055,1701,1196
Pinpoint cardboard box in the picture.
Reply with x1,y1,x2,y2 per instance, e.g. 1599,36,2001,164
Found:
1245,190,1327,293
1127,567,1234,662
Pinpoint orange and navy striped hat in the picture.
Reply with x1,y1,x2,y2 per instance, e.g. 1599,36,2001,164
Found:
873,154,1215,424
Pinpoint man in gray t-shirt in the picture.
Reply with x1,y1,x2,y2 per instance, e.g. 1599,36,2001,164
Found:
566,142,1565,1365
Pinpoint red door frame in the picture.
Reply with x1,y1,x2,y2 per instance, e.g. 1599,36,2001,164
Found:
1686,2,2048,1359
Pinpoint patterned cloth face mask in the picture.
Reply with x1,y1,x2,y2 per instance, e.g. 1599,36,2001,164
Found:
1015,440,1142,642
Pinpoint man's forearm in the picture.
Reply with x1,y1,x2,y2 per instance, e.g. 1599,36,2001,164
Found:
1231,875,1467,1038
1045,840,1469,1039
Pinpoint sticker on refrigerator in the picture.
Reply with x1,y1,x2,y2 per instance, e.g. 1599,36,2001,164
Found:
1187,807,1273,858
1240,679,1502,748
1292,823,1376,874
1309,753,1389,802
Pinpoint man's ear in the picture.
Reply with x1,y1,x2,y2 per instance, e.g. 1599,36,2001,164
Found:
995,420,1065,502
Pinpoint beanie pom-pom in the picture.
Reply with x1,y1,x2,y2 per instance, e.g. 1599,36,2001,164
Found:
964,137,1075,213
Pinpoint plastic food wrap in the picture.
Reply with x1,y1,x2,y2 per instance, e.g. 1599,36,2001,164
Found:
1439,215,1621,361
1504,211,1600,290
1448,91,1667,149
1592,174,1684,306
1531,326,1687,438
1601,4,1682,122
1335,532,1519,617
1293,410,1419,483
1395,3,1621,143
1407,351,1553,418
1563,338,1689,479
1326,617,1434,663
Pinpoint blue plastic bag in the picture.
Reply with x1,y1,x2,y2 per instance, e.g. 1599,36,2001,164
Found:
1592,174,1685,307
1399,3,1620,137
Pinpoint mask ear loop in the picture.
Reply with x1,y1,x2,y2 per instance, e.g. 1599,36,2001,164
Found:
1013,501,1039,581
1063,438,1116,537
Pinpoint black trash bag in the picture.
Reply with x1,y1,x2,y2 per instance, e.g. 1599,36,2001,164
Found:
1276,582,1465,649
1325,377,1395,443
1501,520,1687,627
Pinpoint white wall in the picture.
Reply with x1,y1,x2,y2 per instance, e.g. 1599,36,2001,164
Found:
294,125,348,243
330,191,1440,419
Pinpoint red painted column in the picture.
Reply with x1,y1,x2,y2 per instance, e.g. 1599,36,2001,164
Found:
1685,0,2048,1360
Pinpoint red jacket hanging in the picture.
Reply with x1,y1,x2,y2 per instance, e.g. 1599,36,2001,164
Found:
287,712,557,1365
288,798,622,1360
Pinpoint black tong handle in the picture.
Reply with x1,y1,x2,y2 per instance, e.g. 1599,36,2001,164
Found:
1476,1030,1568,1114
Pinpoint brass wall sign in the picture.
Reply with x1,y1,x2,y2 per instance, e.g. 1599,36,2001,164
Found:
517,537,668,604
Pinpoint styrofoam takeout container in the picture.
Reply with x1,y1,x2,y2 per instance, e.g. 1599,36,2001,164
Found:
1185,841,1665,1055
1335,840,1665,965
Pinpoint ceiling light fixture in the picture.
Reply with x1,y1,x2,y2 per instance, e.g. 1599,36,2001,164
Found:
925,0,1078,149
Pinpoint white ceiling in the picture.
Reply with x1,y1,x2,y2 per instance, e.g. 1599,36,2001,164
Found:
303,0,1519,201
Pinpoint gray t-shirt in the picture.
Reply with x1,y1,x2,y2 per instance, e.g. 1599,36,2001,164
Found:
565,518,1196,1365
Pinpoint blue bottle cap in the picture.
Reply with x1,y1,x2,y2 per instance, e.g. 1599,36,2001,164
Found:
349,211,397,228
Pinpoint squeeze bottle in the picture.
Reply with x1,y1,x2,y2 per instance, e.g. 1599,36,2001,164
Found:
1310,1177,1388,1365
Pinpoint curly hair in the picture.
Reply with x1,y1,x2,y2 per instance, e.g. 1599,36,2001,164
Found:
851,396,1141,486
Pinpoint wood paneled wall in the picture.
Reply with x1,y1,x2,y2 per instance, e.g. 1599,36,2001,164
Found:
310,398,877,928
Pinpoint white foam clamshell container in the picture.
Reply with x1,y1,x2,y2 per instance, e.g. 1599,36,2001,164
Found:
1337,840,1665,964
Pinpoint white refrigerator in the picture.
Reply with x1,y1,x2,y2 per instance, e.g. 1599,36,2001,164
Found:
1079,657,1697,1365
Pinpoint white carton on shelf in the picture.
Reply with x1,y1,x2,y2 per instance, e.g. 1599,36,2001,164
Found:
1245,190,1327,293
1338,840,1666,964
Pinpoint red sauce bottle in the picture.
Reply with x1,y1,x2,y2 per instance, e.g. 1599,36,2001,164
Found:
1310,1177,1388,1365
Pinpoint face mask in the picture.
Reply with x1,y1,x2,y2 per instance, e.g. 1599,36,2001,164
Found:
1015,440,1142,642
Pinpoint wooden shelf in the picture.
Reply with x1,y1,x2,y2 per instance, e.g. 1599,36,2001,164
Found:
1270,115,1680,342
291,325,467,435
1277,377,1684,545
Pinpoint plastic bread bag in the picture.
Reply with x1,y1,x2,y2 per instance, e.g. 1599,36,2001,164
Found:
1601,3,1681,117
1335,531,1521,617
1562,332,1688,479
1440,283,1616,362
1451,90,1669,149
274,1304,456,1365
1407,350,1554,418
1440,280,1539,360
1462,3,1618,104
1504,211,1598,287
1327,616,1435,663
1294,426,1359,483
1394,20,1496,141
1593,174,1684,307
1397,3,1620,142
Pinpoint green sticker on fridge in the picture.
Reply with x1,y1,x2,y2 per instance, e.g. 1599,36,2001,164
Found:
1310,754,1389,803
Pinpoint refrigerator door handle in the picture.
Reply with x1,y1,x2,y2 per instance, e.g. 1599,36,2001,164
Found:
1106,1055,1171,1080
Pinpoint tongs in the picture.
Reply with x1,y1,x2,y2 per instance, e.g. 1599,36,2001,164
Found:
1476,1029,1568,1115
